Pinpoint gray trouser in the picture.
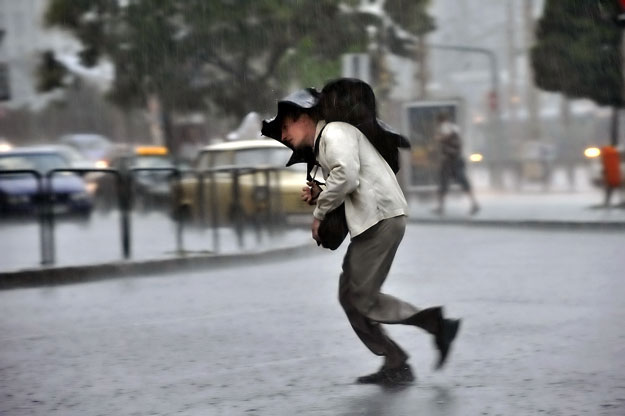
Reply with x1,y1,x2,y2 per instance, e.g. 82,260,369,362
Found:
339,215,419,360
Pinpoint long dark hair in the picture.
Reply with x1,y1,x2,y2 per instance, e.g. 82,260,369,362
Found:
319,78,409,173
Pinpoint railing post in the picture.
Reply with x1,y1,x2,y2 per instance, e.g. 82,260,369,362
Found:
117,171,131,259
208,169,220,253
251,168,262,244
173,168,184,255
43,171,57,265
231,169,244,249
264,168,275,236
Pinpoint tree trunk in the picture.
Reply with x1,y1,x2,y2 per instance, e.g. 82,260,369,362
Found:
524,0,540,142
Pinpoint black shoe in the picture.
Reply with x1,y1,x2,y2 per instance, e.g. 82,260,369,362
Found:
435,318,461,370
384,364,415,385
356,368,387,384
357,364,415,385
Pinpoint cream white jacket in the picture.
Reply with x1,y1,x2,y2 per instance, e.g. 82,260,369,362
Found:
312,121,408,238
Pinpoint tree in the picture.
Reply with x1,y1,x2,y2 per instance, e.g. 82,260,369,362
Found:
40,0,434,151
532,0,623,108
532,0,623,203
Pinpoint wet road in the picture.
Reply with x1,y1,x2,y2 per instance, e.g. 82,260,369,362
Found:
1,224,624,415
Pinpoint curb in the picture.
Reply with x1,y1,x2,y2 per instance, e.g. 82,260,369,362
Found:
409,217,625,230
0,242,317,291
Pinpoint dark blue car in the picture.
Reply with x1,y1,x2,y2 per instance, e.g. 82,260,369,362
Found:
0,147,93,218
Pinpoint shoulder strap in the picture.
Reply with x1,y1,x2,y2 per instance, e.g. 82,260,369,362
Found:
314,123,328,156
307,124,328,182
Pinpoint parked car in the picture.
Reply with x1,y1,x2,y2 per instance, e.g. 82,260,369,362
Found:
0,147,93,218
93,145,175,211
59,133,113,167
172,139,313,224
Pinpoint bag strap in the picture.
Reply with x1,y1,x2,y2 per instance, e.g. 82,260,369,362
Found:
306,123,328,182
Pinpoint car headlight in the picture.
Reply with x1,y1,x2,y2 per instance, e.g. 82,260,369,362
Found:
85,182,98,195
584,147,601,159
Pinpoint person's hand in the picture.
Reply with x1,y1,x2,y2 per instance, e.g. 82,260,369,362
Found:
311,217,321,245
301,181,322,205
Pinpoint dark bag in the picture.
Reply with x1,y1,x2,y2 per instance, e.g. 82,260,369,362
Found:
317,203,348,250
309,126,348,251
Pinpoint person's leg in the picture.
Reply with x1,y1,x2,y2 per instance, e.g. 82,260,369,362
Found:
434,161,451,214
339,218,413,369
342,216,460,375
343,217,419,323
339,281,409,368
453,159,479,214
340,220,416,384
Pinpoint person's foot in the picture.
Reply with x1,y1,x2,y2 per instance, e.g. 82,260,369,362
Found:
432,207,444,215
357,364,415,385
434,318,461,370
384,364,415,385
469,203,480,215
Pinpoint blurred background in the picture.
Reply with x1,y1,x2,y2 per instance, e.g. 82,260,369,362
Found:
1,0,624,270
2,3,625,415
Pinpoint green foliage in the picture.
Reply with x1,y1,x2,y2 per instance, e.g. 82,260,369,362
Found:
386,0,435,36
531,0,623,107
42,0,434,120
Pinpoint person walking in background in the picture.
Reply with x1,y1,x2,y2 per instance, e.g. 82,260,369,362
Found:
262,79,461,386
433,112,480,215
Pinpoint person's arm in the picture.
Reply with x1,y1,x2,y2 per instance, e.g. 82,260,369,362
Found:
313,127,360,221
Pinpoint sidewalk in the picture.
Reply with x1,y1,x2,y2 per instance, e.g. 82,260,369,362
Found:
0,224,314,290
408,189,625,228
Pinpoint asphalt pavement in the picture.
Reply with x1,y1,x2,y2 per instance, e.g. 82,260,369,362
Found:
1,223,624,415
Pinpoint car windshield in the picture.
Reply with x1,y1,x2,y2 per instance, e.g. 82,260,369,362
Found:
234,148,291,167
132,155,173,169
0,153,69,174
60,134,112,161
199,147,305,171
58,146,89,165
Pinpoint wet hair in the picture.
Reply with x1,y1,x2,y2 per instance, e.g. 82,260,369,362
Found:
319,78,379,155
279,102,321,126
317,78,409,173
319,78,377,126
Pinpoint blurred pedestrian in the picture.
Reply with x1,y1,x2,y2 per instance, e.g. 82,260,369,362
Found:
262,79,461,385
433,112,479,215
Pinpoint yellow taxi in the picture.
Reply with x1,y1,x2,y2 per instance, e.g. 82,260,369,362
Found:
173,139,313,224
94,144,175,211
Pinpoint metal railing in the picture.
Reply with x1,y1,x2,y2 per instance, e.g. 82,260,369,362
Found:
1,165,290,267
194,166,284,252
